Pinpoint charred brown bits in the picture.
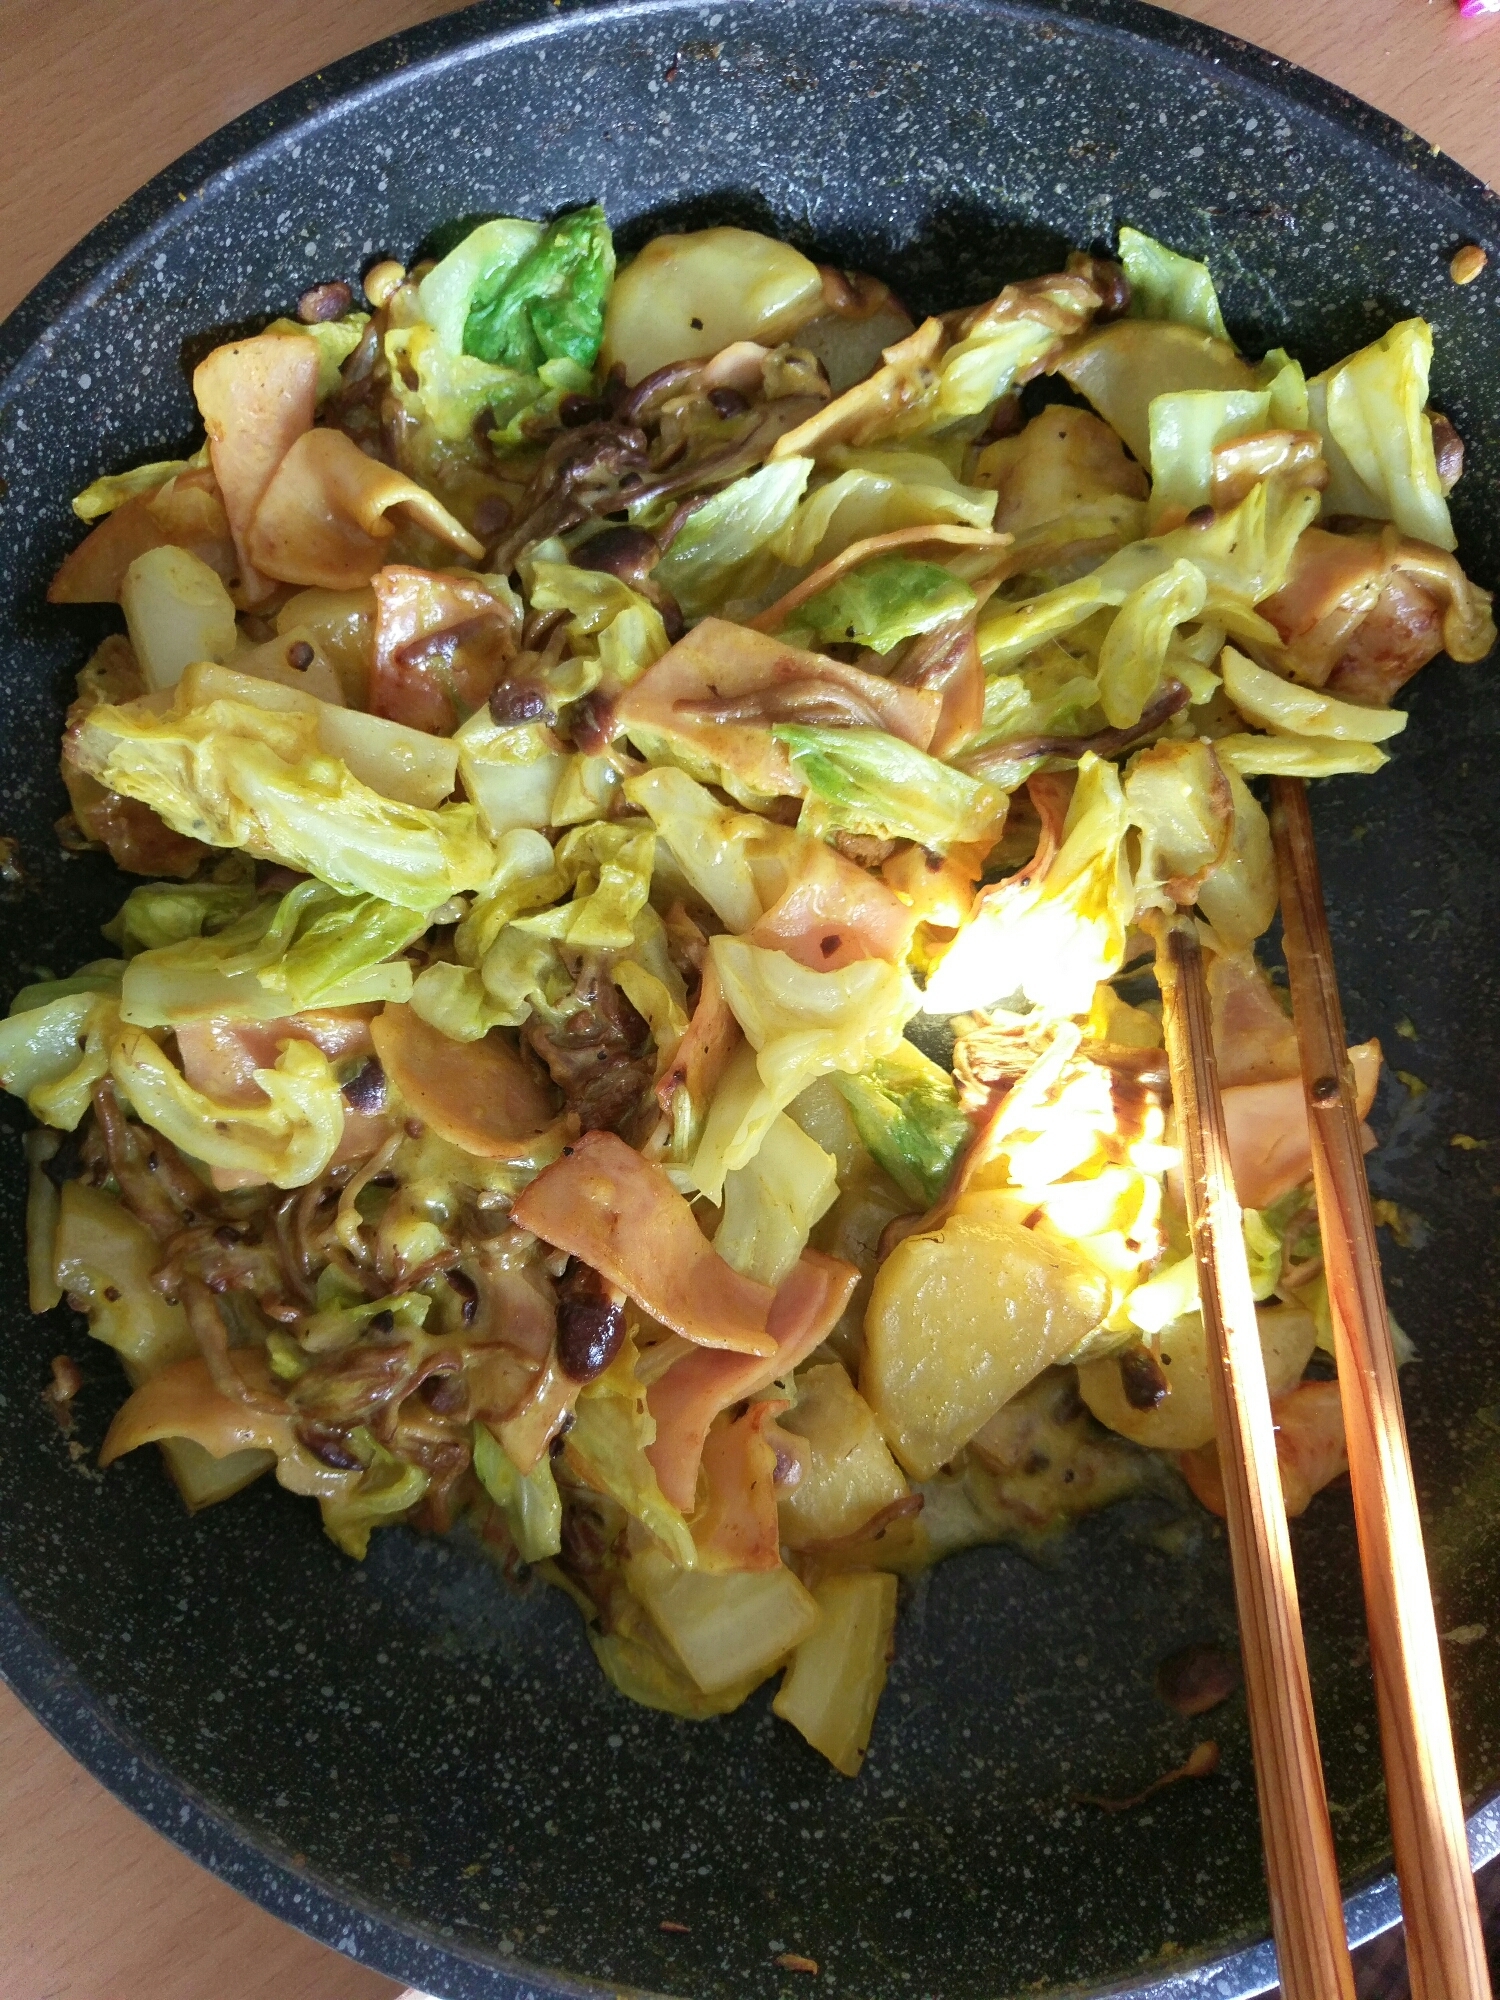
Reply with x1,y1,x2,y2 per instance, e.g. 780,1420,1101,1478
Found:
297,280,354,323
1155,1641,1241,1717
1118,1344,1169,1411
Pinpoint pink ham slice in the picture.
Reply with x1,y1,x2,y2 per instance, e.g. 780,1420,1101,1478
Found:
748,838,914,971
1223,1039,1380,1211
645,1249,859,1513
176,1006,386,1191
511,1129,782,1358
193,332,319,605
612,618,940,801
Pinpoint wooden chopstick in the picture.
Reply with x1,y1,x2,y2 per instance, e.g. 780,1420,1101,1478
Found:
1269,776,1493,2000
1155,914,1356,2000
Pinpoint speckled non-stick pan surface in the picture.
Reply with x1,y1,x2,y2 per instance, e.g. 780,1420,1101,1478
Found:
1,3,1498,1995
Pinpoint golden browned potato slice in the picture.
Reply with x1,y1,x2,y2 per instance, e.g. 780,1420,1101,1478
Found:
1076,1302,1317,1451
862,1193,1108,1480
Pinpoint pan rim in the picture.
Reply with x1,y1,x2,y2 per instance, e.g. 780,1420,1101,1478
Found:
1,2,1496,1994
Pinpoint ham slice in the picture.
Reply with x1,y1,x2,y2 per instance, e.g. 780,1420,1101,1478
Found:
645,1249,859,1512
370,1003,556,1160
512,1129,782,1357
613,618,940,801
657,957,741,1123
748,839,914,971
1179,1380,1347,1519
370,566,519,734
1222,1039,1380,1210
246,429,483,590
692,1400,788,1572
194,332,320,604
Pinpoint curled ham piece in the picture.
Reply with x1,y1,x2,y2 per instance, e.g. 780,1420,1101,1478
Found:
1208,953,1302,1088
511,1129,781,1357
1222,1039,1381,1210
612,618,940,801
246,428,484,590
1260,525,1496,705
194,332,320,604
749,838,915,970
176,1006,386,1190
657,957,741,1122
645,1248,860,1512
1179,1379,1348,1519
371,566,519,733
692,1399,788,1571
48,468,238,606
370,1003,558,1160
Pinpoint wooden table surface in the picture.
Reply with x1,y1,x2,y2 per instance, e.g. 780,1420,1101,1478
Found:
2,3,1498,1997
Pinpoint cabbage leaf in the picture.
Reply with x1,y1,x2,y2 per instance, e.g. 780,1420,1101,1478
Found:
773,725,1005,852
713,1112,839,1287
1147,389,1271,523
463,204,615,373
833,1039,971,1207
781,555,975,654
110,1024,344,1186
0,992,120,1131
1119,227,1229,340
473,1420,563,1562
119,879,428,1027
1219,647,1408,742
105,870,259,955
693,937,918,1199
1307,319,1455,551
71,688,494,910
652,458,813,619
922,752,1132,1018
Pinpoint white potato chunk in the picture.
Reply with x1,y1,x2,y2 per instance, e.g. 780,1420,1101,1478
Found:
1076,1302,1317,1451
602,227,824,384
862,1193,1108,1480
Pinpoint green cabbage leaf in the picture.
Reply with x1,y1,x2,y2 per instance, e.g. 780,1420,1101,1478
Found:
1120,227,1229,340
1306,319,1456,551
119,880,429,1027
773,726,1005,852
833,1040,971,1206
781,555,975,654
462,204,615,374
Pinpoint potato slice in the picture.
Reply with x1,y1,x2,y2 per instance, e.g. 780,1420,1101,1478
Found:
862,1193,1108,1479
773,1571,897,1776
628,1545,819,1694
778,1363,908,1549
1077,1302,1317,1451
602,227,824,384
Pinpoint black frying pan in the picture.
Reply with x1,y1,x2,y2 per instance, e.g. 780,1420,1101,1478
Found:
1,3,1497,1995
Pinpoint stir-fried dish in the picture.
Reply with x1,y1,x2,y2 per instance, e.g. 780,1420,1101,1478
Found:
7,211,1493,1775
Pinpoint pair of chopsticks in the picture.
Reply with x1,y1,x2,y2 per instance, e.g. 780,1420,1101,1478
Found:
1154,776,1491,2000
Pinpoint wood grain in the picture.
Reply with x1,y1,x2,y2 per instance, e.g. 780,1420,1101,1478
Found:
1271,778,1493,2000
1,3,1497,1998
0,1683,399,2000
1157,920,1355,2000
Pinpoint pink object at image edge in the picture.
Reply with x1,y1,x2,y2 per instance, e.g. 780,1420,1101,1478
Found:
1459,0,1500,18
